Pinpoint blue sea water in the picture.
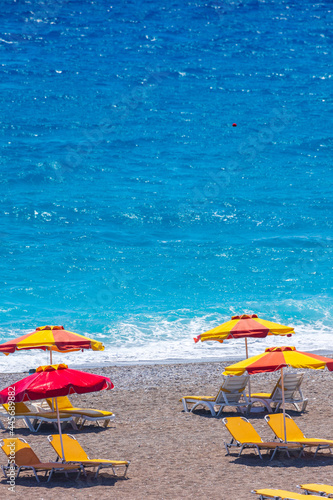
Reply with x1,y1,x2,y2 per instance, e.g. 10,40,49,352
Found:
0,0,332,372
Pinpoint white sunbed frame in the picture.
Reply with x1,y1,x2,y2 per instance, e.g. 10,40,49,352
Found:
181,374,250,417
38,398,116,429
0,407,77,433
247,372,308,414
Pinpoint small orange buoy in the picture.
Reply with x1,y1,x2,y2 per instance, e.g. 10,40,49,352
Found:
232,123,237,127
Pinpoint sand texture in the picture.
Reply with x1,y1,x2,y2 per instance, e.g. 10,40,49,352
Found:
0,361,332,499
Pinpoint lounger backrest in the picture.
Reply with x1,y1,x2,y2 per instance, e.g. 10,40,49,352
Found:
215,375,249,404
46,396,72,410
270,373,304,402
223,416,262,444
281,372,304,400
1,438,41,466
265,413,305,441
49,434,89,461
3,402,31,415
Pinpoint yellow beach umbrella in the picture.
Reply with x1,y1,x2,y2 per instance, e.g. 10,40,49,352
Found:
224,346,333,441
0,325,104,363
195,314,294,358
194,314,294,399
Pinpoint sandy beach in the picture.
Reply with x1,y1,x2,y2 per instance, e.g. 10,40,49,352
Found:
1,361,332,499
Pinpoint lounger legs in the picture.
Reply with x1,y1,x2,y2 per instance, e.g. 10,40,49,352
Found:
184,401,217,416
94,465,102,479
272,399,308,413
215,405,226,418
91,463,129,479
292,399,308,412
17,466,40,483
28,418,77,433
250,445,262,460
24,417,38,432
301,399,308,412
213,404,248,417
76,417,111,430
225,443,304,461
247,400,272,414
314,444,332,458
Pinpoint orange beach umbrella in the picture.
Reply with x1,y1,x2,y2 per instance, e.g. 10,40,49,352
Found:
223,346,333,376
0,325,104,363
223,346,333,441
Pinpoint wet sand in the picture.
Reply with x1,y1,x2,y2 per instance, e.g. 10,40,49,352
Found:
0,361,332,499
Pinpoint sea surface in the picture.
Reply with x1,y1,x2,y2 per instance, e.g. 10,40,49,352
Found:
0,0,332,373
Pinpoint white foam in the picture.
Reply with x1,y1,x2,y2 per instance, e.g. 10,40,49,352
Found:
0,317,332,373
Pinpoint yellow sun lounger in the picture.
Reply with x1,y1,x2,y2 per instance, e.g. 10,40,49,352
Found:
222,416,303,460
265,413,333,457
248,372,308,413
180,374,250,417
252,488,322,499
1,438,83,483
298,483,333,496
46,396,115,428
48,434,130,479
2,402,77,433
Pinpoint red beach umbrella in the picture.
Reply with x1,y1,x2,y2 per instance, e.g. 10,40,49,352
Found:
0,364,113,459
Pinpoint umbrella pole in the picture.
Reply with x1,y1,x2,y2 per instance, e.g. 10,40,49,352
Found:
55,398,66,461
281,367,287,443
245,339,251,401
49,349,54,410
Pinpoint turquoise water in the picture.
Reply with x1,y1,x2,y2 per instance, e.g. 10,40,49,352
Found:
0,0,332,371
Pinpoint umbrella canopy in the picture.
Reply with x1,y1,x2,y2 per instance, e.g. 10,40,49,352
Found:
194,314,294,399
0,363,113,403
0,363,113,460
0,325,104,363
195,314,294,344
223,346,333,376
223,346,333,442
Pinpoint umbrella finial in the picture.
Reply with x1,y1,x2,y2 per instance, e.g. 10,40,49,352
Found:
265,346,295,353
36,363,68,372
231,314,258,320
36,325,64,331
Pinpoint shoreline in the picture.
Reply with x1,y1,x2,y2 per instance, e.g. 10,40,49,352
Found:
1,346,333,375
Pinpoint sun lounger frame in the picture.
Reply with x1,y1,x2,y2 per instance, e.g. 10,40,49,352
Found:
43,397,115,429
248,372,308,414
181,374,250,417
48,434,130,479
1,403,77,433
265,413,333,458
223,416,304,460
0,438,83,483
